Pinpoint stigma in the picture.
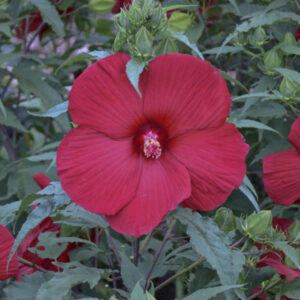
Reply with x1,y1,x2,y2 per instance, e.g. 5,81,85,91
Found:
143,131,162,159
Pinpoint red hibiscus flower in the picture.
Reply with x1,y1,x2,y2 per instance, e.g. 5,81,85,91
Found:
253,218,300,299
57,53,248,237
0,225,18,280
295,27,300,42
112,0,132,14
263,116,300,206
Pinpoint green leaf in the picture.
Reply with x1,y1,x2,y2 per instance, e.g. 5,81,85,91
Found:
0,53,20,65
176,209,245,300
29,101,68,118
89,50,112,59
121,252,146,292
58,202,109,228
231,119,280,135
183,284,242,300
29,0,65,37
36,262,104,300
0,23,12,37
279,44,300,56
274,241,300,270
282,279,300,299
26,151,56,162
0,109,27,132
130,282,155,300
228,0,241,15
162,4,197,13
0,201,20,226
204,46,243,55
274,68,300,84
233,92,280,102
239,181,260,213
169,32,204,59
3,272,53,300
126,58,146,97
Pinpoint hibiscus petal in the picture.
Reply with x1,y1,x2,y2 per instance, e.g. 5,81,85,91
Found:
69,53,145,139
57,126,142,215
263,149,300,205
0,225,18,280
262,256,300,282
142,54,231,137
169,123,248,211
33,173,51,190
288,116,300,152
106,153,191,237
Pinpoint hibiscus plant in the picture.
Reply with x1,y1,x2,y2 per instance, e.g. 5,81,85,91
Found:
0,0,300,299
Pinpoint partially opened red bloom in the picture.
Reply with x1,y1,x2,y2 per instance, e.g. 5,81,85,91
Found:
263,116,300,205
57,53,248,237
0,225,18,280
295,27,300,41
112,0,132,14
253,218,300,299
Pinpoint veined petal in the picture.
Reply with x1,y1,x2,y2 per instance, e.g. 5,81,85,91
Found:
106,153,191,237
57,126,142,215
141,54,231,137
69,53,146,139
169,123,248,211
288,116,300,153
0,225,18,280
263,149,300,206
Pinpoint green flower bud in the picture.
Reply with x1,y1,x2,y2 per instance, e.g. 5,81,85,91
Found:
282,32,297,47
135,25,153,57
243,210,272,237
279,76,297,97
214,207,236,233
112,31,126,53
264,49,282,70
288,220,300,243
155,38,178,55
233,32,247,46
168,11,192,33
89,0,116,14
249,26,267,47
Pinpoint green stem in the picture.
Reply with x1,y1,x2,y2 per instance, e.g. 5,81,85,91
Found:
155,257,205,292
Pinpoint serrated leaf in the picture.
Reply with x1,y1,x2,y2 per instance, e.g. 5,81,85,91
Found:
183,284,242,300
176,209,245,300
126,58,145,97
29,0,65,37
36,262,104,300
233,92,280,102
28,101,68,118
58,202,108,228
121,252,146,292
274,241,300,270
170,32,204,59
231,119,280,135
0,109,27,132
2,272,53,300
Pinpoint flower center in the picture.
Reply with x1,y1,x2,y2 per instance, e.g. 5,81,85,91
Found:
143,131,162,159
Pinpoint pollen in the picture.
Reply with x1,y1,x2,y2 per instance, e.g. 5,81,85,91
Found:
143,131,162,159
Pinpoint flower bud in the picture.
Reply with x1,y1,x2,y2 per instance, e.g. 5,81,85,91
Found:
233,32,247,46
249,27,267,47
156,37,178,55
168,11,192,33
89,0,116,14
242,210,272,237
214,207,236,233
282,32,297,47
263,49,282,70
135,26,153,57
279,76,297,97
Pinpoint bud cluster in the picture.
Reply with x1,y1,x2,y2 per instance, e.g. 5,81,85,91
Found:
113,0,174,61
